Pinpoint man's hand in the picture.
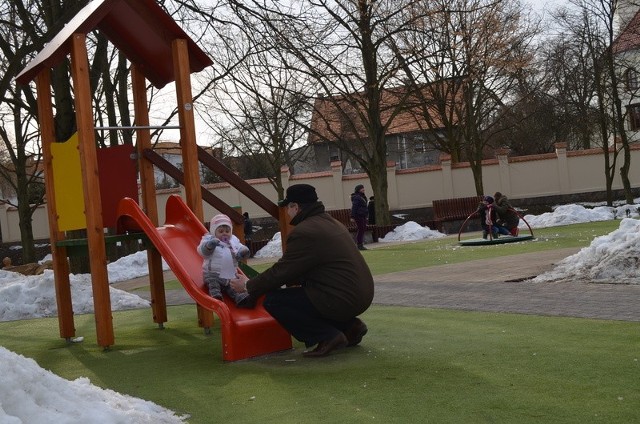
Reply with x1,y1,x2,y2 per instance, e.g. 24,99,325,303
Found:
230,274,249,293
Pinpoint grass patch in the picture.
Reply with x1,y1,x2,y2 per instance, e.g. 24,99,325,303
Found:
3,219,635,422
1,305,638,423
251,220,622,275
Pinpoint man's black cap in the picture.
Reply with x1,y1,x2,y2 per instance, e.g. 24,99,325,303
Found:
278,184,318,206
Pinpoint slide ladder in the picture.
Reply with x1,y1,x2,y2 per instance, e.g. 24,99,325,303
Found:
116,194,292,361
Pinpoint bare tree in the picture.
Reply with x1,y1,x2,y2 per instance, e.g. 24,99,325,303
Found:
3,0,139,266
2,0,205,264
395,0,540,195
548,0,639,205
542,33,601,150
488,76,561,156
0,0,68,262
199,19,315,199
223,0,432,226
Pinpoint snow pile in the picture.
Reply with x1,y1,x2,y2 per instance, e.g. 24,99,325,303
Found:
521,204,615,229
0,270,149,322
38,250,170,284
106,250,169,282
378,221,446,242
533,218,640,284
0,347,187,424
253,232,283,258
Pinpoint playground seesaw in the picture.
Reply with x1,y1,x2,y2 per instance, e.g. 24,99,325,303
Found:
457,208,534,246
116,195,292,361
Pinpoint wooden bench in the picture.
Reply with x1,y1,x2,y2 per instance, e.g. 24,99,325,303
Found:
247,239,269,256
327,208,380,242
371,224,398,241
432,196,483,234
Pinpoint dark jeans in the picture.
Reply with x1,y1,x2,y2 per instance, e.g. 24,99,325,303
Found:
263,287,352,347
354,216,367,245
482,223,510,236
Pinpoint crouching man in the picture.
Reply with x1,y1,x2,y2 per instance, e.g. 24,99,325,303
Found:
231,184,373,357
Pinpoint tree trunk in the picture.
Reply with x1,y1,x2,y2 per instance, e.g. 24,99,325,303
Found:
469,158,484,196
602,146,615,206
17,206,36,264
620,143,633,204
368,165,390,226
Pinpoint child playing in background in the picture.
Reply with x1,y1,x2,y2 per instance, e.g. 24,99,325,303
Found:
478,196,510,239
197,214,254,308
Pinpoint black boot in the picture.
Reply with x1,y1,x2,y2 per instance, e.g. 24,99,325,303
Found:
357,244,367,251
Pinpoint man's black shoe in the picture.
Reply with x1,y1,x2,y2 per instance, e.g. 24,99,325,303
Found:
344,318,368,347
303,333,348,358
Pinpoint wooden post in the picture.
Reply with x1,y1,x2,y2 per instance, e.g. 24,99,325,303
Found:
278,208,292,252
132,65,167,326
172,38,213,329
172,39,203,219
35,69,75,340
232,205,246,244
70,33,113,348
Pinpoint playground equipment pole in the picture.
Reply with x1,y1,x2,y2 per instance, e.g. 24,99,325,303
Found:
70,34,114,348
172,38,214,329
132,65,168,326
36,70,76,341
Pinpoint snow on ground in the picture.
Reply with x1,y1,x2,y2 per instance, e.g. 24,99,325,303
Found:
533,217,640,284
378,221,446,242
0,270,149,322
106,250,170,282
0,347,187,424
252,232,282,259
521,204,631,228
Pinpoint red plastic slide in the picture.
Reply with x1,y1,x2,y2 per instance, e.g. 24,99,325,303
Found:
116,194,292,361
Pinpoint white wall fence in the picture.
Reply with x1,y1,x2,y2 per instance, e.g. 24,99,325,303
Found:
2,143,639,243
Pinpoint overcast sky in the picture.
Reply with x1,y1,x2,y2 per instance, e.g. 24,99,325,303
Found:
528,0,560,11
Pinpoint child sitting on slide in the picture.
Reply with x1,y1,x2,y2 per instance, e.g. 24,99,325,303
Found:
197,214,254,308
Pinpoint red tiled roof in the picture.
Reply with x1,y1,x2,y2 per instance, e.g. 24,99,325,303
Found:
613,9,640,54
308,83,456,144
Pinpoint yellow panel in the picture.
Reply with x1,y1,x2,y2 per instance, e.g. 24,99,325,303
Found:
52,133,86,231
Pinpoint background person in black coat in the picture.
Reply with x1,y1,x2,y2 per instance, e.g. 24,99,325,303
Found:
368,196,376,225
350,184,369,250
243,212,253,241
493,192,520,235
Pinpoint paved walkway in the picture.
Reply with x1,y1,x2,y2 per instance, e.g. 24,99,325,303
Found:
113,245,640,322
373,247,640,321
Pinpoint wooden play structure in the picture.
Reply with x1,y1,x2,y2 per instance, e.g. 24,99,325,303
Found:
15,0,292,361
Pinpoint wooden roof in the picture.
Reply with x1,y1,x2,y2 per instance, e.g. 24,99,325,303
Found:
15,0,213,88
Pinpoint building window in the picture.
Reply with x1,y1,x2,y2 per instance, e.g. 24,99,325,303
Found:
626,68,639,91
329,147,340,162
412,135,425,152
628,104,640,130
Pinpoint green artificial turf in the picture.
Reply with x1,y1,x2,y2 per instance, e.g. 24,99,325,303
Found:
1,219,637,423
1,305,638,423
